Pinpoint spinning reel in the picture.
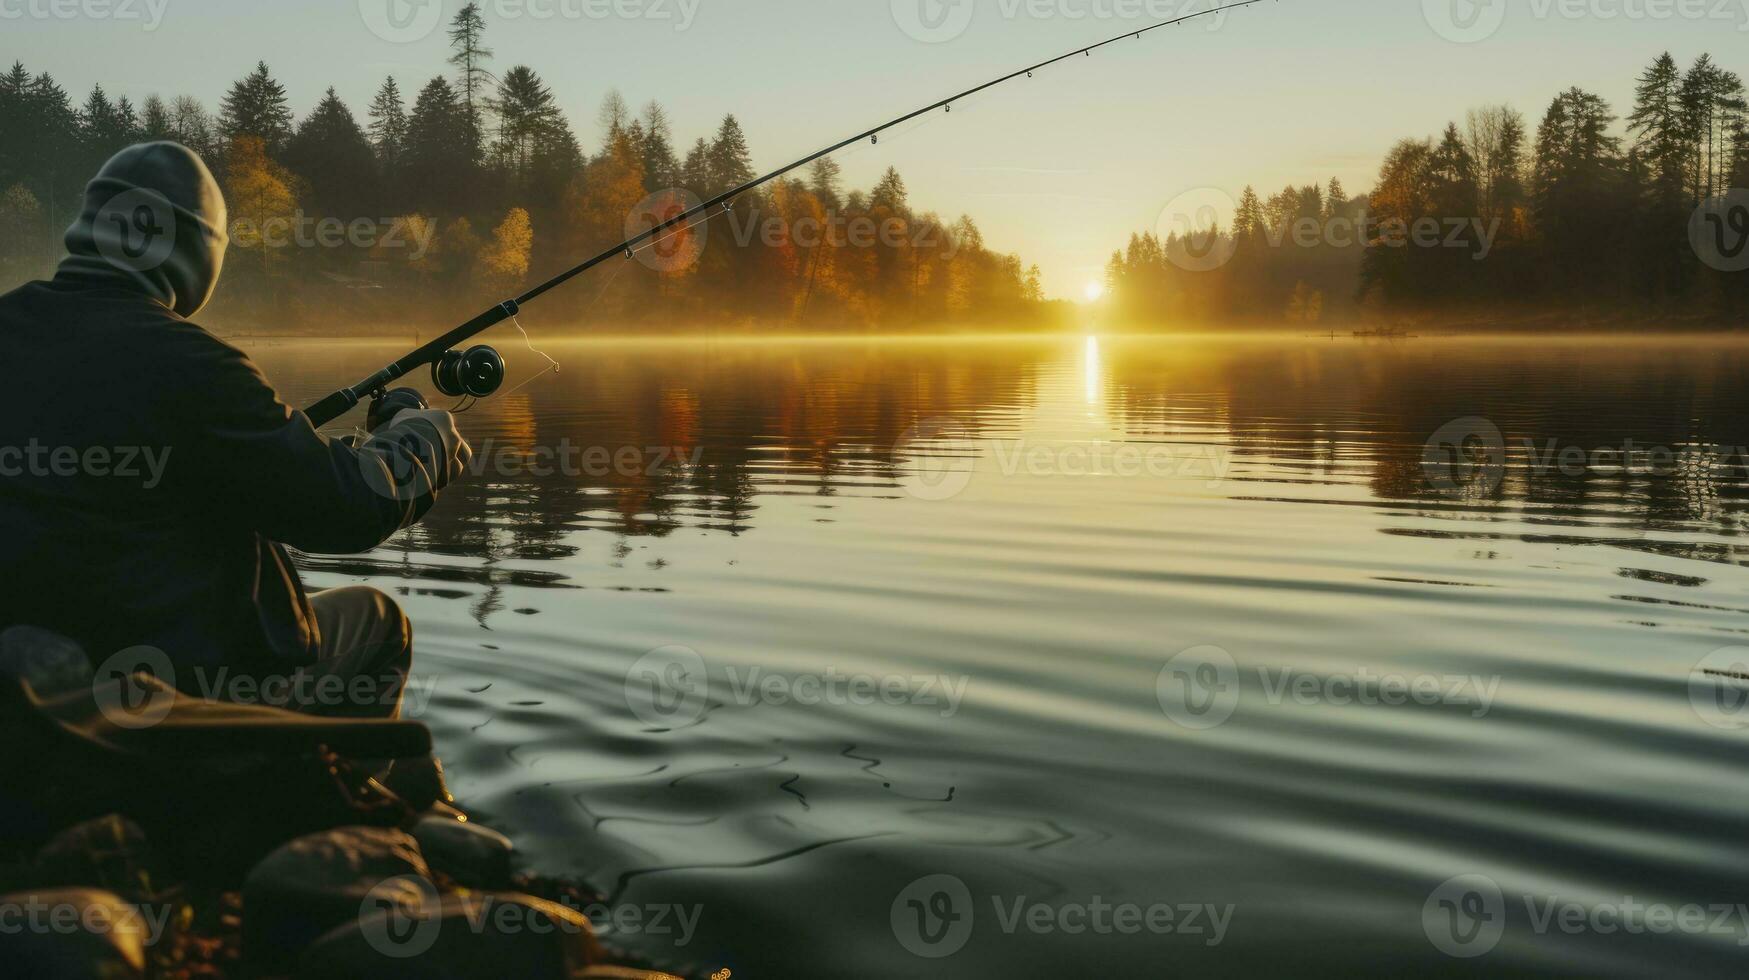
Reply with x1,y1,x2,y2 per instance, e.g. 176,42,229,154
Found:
431,345,507,399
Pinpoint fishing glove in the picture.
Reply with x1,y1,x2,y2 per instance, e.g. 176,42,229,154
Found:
367,388,429,433
366,409,474,496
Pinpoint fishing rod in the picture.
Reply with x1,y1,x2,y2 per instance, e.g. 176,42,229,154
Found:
304,0,1273,428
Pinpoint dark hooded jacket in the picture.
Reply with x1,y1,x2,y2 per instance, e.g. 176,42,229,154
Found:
0,143,449,674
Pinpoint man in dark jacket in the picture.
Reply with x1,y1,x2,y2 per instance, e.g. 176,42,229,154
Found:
0,142,471,719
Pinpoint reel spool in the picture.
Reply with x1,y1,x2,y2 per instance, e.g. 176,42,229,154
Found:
432,345,506,399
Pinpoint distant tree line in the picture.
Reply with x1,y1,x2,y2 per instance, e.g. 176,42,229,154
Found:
1105,51,1749,328
0,3,1047,332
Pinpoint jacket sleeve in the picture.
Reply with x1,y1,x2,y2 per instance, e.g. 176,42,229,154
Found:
173,331,450,555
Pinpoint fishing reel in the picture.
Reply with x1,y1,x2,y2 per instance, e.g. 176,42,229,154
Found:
431,345,506,399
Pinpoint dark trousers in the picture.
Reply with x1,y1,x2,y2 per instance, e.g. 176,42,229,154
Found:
284,587,412,720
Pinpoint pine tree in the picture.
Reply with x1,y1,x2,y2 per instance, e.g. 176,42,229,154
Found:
1323,178,1347,219
639,101,679,191
808,157,843,211
1233,186,1265,239
218,62,293,155
1630,53,1687,206
140,95,172,141
367,77,409,175
870,167,908,215
78,85,139,170
284,88,378,219
490,66,562,178
705,115,754,195
403,76,474,216
681,137,711,194
597,90,630,140
447,3,492,165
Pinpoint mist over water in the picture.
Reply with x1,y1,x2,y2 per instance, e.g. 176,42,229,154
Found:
251,333,1749,978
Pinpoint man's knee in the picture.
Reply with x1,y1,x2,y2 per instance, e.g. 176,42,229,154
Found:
314,586,411,670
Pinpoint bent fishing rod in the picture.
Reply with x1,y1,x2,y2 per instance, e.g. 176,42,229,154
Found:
305,0,1272,428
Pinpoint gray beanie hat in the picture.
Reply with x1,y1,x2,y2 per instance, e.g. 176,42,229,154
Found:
58,141,230,318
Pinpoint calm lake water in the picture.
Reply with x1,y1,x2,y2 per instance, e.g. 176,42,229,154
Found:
248,333,1749,978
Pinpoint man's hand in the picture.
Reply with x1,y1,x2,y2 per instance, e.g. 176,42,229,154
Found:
367,388,429,433
389,409,474,489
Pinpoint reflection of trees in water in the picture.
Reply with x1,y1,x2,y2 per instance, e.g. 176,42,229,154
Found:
384,343,1043,561
1099,342,1749,564
299,339,1748,580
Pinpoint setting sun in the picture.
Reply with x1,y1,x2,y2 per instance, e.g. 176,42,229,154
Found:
1084,281,1107,302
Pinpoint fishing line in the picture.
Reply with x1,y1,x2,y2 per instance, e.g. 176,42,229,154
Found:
304,0,1275,428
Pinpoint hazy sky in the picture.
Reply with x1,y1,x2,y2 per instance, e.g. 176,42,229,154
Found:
7,0,1740,298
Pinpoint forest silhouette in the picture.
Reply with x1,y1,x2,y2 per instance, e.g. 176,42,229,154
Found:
1104,52,1748,329
1,12,1745,332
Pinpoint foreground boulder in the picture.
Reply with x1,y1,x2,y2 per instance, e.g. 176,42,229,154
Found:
413,815,514,890
296,891,602,979
35,814,172,905
0,888,148,979
242,826,431,966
